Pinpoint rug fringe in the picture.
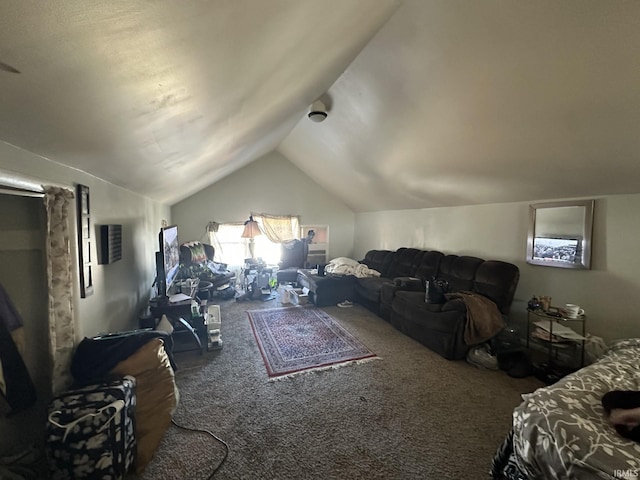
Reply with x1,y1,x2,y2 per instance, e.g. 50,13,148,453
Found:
268,356,382,382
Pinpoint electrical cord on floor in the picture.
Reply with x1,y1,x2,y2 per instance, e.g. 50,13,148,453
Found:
171,418,229,479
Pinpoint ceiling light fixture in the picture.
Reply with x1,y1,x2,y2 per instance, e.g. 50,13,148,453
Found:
308,100,328,123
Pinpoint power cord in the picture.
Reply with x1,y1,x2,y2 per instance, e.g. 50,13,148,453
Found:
171,418,229,479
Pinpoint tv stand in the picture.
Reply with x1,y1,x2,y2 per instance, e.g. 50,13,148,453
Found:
152,295,170,307
148,297,204,354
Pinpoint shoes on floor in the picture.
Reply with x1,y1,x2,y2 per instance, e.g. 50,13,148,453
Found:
466,343,499,370
337,300,354,308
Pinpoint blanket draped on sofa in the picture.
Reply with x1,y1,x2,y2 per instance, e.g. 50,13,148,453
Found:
445,291,505,345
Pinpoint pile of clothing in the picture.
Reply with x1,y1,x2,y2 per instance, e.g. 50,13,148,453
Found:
324,257,381,278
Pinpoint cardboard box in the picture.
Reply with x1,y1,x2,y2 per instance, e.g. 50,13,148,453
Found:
290,287,309,306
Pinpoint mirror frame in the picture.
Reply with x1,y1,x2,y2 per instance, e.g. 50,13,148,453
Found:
526,199,595,269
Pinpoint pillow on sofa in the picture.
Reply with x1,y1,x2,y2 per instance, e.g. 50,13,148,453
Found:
110,338,179,473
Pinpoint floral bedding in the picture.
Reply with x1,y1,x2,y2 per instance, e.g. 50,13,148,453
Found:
512,339,640,479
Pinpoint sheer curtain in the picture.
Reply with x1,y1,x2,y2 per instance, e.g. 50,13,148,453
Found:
44,186,76,394
252,213,299,264
251,213,299,243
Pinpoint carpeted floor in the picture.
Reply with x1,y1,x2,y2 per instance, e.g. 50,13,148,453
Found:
139,296,542,480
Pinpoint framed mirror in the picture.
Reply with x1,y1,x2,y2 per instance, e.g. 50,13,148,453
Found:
526,199,595,269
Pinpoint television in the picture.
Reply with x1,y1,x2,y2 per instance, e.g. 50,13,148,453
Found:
156,225,180,299
532,236,580,264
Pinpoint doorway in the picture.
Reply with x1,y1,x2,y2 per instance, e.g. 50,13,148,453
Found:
0,193,50,453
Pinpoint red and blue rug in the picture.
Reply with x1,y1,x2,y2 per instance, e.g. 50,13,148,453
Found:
248,305,377,379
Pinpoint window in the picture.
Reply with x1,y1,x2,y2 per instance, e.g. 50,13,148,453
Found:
209,214,300,268
209,222,283,267
209,223,246,269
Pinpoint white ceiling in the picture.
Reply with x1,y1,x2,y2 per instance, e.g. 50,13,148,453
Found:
1,1,639,212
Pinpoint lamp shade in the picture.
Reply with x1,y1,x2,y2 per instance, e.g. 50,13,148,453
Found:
241,216,261,239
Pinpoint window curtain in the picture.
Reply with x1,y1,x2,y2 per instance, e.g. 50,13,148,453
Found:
251,213,299,243
44,187,76,394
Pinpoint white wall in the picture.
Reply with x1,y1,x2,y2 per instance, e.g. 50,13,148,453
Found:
172,150,355,260
354,194,640,344
0,141,170,338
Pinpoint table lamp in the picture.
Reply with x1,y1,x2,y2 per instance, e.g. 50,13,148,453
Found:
241,215,261,258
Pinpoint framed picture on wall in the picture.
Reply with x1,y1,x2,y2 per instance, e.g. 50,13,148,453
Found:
76,184,94,297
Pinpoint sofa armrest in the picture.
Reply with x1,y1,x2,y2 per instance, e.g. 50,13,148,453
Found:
442,298,467,313
393,277,423,291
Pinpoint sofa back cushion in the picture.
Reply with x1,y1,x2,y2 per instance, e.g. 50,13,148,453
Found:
279,239,309,269
414,250,445,281
473,260,520,314
437,255,483,293
386,248,424,278
180,242,214,266
361,250,395,276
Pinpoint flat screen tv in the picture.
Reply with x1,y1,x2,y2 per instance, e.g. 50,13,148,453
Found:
532,236,580,264
157,225,180,298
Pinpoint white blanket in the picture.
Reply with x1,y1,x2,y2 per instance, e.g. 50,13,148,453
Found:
325,257,381,278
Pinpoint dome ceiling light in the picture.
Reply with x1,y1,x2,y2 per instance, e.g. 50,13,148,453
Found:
308,99,328,122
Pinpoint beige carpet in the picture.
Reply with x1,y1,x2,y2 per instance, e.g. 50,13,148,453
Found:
139,297,542,480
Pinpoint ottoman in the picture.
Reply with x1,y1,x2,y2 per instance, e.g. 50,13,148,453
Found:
296,270,356,307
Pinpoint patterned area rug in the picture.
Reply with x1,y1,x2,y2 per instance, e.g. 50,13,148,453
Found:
248,305,377,378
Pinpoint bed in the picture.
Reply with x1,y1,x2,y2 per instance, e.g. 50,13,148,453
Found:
491,338,640,479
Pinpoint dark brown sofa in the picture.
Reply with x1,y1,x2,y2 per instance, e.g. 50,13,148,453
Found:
353,248,425,314
355,248,520,360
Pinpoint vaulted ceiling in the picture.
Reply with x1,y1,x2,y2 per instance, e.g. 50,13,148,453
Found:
1,1,639,212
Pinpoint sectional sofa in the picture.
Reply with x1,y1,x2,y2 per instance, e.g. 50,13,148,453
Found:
318,248,519,360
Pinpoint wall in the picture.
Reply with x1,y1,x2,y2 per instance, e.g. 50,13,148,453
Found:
0,141,170,339
354,194,640,344
172,150,355,260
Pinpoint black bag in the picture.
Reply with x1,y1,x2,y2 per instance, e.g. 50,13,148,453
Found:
46,376,137,480
425,277,450,304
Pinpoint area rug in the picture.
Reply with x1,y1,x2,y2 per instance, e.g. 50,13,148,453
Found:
247,305,377,378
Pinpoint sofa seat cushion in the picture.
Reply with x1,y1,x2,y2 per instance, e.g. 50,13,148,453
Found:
355,276,394,303
391,291,469,360
392,291,465,332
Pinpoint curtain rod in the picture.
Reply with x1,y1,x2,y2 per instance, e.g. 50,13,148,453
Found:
0,187,44,198
0,168,71,195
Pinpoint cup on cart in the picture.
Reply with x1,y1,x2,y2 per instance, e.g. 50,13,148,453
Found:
563,304,584,319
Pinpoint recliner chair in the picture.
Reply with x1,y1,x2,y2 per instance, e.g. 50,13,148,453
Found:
178,242,236,299
276,239,309,284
